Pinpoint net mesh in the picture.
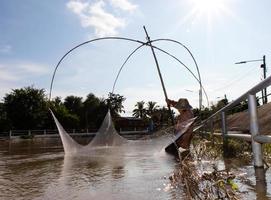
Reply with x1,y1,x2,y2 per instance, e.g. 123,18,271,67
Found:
50,109,195,154
50,109,127,154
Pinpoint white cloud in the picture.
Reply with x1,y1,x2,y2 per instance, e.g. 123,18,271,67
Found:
19,63,49,75
0,66,19,81
0,62,49,82
0,61,51,99
66,0,137,37
109,0,137,12
66,1,88,14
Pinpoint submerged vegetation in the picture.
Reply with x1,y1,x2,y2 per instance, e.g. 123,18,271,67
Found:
170,137,254,199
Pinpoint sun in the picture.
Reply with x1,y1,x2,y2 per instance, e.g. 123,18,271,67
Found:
192,0,226,16
183,0,232,28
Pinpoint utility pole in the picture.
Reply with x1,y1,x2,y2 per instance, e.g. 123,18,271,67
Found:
261,55,267,104
235,55,268,105
143,26,175,125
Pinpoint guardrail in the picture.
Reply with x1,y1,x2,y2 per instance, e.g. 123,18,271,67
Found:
200,75,271,168
0,128,150,139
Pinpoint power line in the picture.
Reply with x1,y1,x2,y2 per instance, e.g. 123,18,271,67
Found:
212,66,259,92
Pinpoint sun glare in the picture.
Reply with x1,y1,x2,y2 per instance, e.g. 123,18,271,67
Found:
183,0,232,28
192,0,225,16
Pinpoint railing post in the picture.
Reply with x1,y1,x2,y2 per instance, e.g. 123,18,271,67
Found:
210,118,214,145
221,112,227,136
9,130,12,139
248,94,263,168
221,111,228,153
255,167,267,196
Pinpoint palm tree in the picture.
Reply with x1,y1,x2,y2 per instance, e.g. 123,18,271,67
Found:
133,101,147,119
146,101,159,118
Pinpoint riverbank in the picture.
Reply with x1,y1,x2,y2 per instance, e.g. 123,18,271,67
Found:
213,102,271,135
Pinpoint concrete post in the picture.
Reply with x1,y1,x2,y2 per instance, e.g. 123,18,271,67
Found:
221,111,228,154
210,118,214,145
248,94,263,168
9,130,12,139
221,112,227,136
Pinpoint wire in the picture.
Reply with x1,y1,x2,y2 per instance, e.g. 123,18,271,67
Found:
212,66,259,92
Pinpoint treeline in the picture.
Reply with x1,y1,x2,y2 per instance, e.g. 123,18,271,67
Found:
0,86,125,132
0,86,173,132
0,86,254,132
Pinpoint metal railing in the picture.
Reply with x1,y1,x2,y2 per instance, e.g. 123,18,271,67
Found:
200,75,271,168
0,128,150,139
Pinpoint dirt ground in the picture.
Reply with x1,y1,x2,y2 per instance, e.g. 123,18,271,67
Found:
226,102,271,135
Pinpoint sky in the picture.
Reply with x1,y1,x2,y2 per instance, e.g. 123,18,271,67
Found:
1,0,271,116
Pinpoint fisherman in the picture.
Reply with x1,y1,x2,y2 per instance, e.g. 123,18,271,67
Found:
165,98,195,154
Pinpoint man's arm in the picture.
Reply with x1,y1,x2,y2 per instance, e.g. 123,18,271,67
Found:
166,99,177,107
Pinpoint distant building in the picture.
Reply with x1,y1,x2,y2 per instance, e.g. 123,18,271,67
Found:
114,117,149,132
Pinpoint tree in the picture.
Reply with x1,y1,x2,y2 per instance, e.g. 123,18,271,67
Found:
64,95,83,116
133,101,147,119
83,93,106,129
106,92,126,117
48,96,80,129
0,102,10,132
3,86,48,129
157,106,174,126
146,101,159,118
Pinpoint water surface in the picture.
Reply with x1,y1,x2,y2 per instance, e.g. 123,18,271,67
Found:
0,137,182,200
1,137,271,199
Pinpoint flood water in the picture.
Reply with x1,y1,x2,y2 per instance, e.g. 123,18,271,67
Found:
0,137,183,200
1,137,271,200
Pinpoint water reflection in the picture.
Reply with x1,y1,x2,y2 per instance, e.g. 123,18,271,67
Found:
41,139,182,200
0,138,183,200
221,156,271,199
1,138,271,199
255,167,268,200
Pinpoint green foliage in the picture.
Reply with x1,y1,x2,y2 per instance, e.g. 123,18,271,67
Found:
223,138,251,158
49,98,80,129
83,93,107,129
3,86,48,129
64,95,83,116
106,92,125,117
133,101,147,119
132,100,174,128
0,102,11,131
0,88,128,132
146,101,159,118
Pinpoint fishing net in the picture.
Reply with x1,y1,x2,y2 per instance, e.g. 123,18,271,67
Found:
50,109,127,154
50,109,195,155
87,111,127,147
